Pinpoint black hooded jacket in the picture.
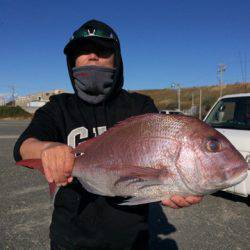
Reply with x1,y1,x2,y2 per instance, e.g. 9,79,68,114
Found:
13,20,158,250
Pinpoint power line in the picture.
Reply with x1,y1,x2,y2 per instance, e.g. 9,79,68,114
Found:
244,53,247,83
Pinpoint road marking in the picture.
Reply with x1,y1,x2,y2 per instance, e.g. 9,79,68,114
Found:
0,135,19,139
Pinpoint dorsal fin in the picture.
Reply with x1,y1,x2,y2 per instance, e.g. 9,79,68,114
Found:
73,113,159,154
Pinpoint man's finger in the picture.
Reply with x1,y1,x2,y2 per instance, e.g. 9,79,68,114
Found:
63,151,75,175
54,153,68,184
185,196,203,204
161,199,179,209
42,155,54,183
67,176,73,183
170,195,191,207
43,165,54,183
42,150,61,183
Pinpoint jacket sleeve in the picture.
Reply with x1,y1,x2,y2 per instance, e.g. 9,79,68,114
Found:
140,96,159,114
13,102,61,161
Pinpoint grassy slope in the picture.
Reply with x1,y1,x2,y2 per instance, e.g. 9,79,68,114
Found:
0,106,32,118
134,82,250,114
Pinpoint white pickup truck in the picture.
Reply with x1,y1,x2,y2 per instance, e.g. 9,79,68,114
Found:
204,93,250,197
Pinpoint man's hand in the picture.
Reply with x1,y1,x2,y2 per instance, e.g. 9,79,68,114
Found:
41,143,75,186
20,138,75,186
161,195,203,209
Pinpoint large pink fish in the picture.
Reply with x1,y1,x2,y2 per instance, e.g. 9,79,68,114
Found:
17,114,248,205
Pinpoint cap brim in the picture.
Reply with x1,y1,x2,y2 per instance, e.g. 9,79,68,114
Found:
64,36,115,55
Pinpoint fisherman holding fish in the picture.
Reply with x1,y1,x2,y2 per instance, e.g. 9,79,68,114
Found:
14,20,203,250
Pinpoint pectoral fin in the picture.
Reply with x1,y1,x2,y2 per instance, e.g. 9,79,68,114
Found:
113,165,172,190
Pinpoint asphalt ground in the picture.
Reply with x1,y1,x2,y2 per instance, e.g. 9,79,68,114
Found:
0,120,249,250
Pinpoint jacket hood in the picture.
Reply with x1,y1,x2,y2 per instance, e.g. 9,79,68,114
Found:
64,19,124,102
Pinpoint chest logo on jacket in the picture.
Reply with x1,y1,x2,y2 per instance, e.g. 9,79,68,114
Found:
67,126,107,148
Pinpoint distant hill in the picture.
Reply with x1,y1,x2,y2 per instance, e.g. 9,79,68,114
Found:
134,82,250,115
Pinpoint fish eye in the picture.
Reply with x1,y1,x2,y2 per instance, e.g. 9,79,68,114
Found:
206,138,222,152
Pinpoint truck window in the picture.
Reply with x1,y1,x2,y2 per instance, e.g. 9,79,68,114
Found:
205,97,250,130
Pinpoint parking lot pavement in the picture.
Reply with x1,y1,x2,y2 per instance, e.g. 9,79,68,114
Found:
150,193,250,250
0,120,30,137
1,120,249,250
0,121,51,250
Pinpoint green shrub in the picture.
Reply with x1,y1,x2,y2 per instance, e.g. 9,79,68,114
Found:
0,106,32,118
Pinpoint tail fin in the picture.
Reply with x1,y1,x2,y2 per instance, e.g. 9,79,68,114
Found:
16,159,44,173
15,159,56,198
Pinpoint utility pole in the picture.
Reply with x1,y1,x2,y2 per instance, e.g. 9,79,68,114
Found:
239,52,247,83
217,64,227,97
9,85,16,107
199,88,202,120
171,82,181,111
0,95,4,106
191,92,194,107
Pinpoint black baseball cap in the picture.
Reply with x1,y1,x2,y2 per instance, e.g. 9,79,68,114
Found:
64,19,119,56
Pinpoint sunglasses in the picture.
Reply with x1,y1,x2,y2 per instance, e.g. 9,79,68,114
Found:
71,28,118,43
72,41,115,59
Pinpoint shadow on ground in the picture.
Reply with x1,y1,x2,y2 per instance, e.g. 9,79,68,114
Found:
149,203,178,250
212,191,250,206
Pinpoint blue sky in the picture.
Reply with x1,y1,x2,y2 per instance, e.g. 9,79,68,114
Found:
0,0,250,96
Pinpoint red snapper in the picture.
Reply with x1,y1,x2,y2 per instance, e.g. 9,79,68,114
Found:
17,114,248,205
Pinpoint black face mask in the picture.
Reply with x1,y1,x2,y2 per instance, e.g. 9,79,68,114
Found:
72,65,116,104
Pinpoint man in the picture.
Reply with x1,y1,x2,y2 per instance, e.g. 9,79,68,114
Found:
14,20,202,250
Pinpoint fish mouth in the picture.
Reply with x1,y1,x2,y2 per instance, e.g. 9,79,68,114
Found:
211,164,248,190
197,163,248,194
201,172,248,194
224,169,248,187
224,163,248,180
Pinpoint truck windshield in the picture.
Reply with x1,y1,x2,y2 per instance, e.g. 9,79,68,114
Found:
205,97,250,130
